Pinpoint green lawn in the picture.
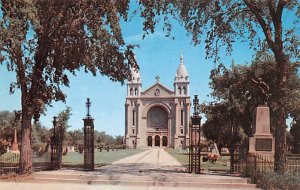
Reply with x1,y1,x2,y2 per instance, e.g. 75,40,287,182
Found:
165,148,230,171
62,149,145,166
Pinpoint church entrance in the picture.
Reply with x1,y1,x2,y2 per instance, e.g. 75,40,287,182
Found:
155,135,160,146
147,136,153,146
162,136,168,147
147,106,168,147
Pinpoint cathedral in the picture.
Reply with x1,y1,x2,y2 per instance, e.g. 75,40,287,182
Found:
124,54,190,149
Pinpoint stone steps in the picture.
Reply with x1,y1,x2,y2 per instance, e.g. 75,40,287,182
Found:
31,172,257,189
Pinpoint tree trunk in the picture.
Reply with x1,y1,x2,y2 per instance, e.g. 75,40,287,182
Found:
274,108,286,173
19,113,33,174
273,52,288,174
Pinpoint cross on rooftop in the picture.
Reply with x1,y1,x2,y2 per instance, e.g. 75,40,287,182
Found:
155,75,160,83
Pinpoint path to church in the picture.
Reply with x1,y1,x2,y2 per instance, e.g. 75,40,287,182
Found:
0,148,258,190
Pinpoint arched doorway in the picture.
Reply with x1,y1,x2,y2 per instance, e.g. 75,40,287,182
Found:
155,135,160,146
162,136,168,147
147,106,169,147
147,136,152,146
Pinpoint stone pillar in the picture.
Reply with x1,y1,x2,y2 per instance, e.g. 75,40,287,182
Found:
125,103,129,146
83,118,94,170
152,137,155,147
168,118,171,147
248,106,275,161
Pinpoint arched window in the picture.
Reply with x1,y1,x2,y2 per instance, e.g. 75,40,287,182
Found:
130,88,133,96
132,110,135,126
183,87,186,95
178,87,182,95
134,88,138,96
181,109,184,126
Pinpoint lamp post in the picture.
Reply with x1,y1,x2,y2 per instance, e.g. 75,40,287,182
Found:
189,95,202,174
86,98,91,118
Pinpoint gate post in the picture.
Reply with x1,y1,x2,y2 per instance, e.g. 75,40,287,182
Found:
189,95,202,174
83,98,94,170
51,116,63,170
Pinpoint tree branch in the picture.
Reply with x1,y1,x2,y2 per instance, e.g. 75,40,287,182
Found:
243,0,276,50
276,0,289,18
268,0,277,23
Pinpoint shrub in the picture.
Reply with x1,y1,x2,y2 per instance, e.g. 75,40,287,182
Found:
255,171,300,189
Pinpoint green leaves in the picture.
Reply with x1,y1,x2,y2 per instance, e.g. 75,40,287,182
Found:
0,0,136,121
203,55,300,143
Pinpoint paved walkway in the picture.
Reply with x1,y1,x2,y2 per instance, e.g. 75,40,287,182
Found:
0,148,258,189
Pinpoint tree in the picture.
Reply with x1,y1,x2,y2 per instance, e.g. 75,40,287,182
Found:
202,55,300,164
57,107,72,146
138,0,300,173
115,135,124,145
67,129,84,148
0,0,136,173
0,110,22,154
96,131,115,145
290,120,300,154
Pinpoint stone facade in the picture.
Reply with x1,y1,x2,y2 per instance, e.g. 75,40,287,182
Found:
125,54,190,149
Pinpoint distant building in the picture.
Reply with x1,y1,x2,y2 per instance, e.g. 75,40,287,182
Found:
125,54,190,148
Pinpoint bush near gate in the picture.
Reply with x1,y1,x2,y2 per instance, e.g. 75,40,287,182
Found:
254,171,300,189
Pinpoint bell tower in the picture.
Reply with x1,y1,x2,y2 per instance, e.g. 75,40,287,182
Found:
174,53,189,96
127,67,142,97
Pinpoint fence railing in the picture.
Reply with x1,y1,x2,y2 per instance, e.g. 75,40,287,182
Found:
242,154,300,176
0,152,52,175
241,154,274,178
0,153,19,175
286,154,300,176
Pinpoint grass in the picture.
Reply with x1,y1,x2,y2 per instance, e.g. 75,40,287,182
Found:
62,149,145,166
165,148,230,171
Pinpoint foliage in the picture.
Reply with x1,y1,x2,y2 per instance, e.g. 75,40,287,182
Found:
202,56,300,150
0,110,21,155
115,135,124,145
138,1,300,61
0,0,137,173
95,131,115,146
255,171,300,189
67,129,84,147
138,0,300,173
57,107,72,146
290,120,300,154
31,121,51,155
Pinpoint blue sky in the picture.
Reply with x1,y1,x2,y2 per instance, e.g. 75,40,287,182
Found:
1,3,295,136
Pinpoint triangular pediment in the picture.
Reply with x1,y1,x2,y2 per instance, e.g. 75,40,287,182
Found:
142,83,174,97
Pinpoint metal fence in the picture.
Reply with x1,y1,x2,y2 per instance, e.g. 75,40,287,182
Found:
0,152,52,175
241,154,274,178
0,153,19,175
241,154,300,181
286,154,300,176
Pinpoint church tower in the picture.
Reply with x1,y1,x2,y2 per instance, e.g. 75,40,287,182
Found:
127,67,142,97
125,66,142,148
174,53,190,149
174,53,189,96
